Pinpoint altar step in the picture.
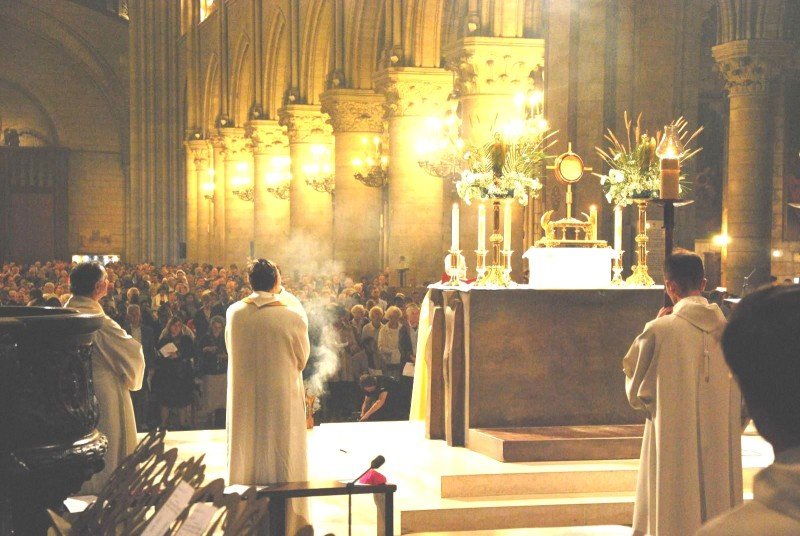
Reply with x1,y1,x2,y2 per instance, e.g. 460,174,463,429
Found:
467,425,644,463
401,492,635,534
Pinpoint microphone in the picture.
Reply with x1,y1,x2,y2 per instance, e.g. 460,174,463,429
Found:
348,455,386,536
741,267,757,296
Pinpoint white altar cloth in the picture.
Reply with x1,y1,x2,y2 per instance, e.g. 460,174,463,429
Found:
523,247,616,289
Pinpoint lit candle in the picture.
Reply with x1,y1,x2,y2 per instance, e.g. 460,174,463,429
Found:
478,204,486,251
614,204,622,253
503,200,511,251
452,202,460,251
589,205,598,241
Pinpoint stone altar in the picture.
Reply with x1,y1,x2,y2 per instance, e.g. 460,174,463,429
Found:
422,286,664,461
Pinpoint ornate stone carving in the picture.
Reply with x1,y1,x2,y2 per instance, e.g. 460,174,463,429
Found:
713,40,790,97
278,105,333,144
374,68,453,118
246,120,288,155
219,127,251,160
320,90,385,133
445,37,546,97
186,139,210,167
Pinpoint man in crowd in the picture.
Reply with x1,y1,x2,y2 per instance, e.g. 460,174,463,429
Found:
122,304,156,431
359,373,403,421
66,262,145,494
623,251,742,535
226,259,311,534
698,285,800,535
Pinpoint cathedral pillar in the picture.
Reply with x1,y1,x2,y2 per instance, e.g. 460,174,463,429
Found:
220,127,254,266
321,89,385,278
446,37,546,275
713,40,789,292
209,135,226,264
247,120,291,265
279,105,334,273
184,141,198,261
375,68,452,285
186,139,211,262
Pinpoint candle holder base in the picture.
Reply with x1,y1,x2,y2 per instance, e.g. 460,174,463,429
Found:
474,265,514,287
444,250,464,286
611,251,625,286
626,263,655,287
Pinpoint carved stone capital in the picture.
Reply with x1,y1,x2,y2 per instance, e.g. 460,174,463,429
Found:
246,120,288,155
278,104,333,144
445,36,545,96
185,139,211,167
219,127,251,160
320,89,385,133
374,67,453,118
713,40,790,97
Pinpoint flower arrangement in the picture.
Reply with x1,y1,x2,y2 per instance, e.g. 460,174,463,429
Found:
594,112,702,206
456,131,555,206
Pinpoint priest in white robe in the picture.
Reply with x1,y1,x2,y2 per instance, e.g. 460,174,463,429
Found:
66,262,145,495
623,251,742,536
698,285,800,535
226,259,311,534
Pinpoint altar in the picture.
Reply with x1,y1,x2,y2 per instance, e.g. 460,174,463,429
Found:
418,285,664,461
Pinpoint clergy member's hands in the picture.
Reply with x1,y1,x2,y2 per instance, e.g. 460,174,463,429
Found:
657,306,673,318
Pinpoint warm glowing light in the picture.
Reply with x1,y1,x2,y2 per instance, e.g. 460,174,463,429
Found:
712,234,731,247
773,249,784,258
230,175,249,188
656,124,684,160
352,157,363,167
207,168,215,177
202,182,215,194
236,162,248,172
529,90,544,106
514,92,526,108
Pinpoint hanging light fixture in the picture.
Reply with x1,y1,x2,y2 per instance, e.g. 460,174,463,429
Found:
264,155,291,200
303,144,335,194
352,135,389,188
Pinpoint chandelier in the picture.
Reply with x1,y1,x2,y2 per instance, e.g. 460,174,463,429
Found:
416,106,465,183
352,135,388,188
303,144,335,194
231,162,255,202
264,155,291,200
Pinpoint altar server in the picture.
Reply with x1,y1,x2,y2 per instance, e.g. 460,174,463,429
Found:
698,285,800,535
225,259,311,535
66,261,145,494
623,250,742,536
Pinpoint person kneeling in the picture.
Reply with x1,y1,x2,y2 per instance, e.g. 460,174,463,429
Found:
359,374,403,422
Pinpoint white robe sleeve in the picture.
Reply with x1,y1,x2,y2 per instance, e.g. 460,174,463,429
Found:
292,313,311,372
98,317,146,391
623,321,658,414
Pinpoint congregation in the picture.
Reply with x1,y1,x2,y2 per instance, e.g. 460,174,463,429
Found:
0,260,422,430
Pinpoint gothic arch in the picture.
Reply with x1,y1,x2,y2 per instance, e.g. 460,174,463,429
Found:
202,53,219,133
301,0,333,103
230,32,252,125
0,77,60,146
263,6,289,118
409,0,444,67
348,0,385,89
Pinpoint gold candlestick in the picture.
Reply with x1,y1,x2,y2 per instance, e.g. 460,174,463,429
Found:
475,249,488,279
611,250,625,286
626,198,655,286
445,249,463,286
474,200,513,287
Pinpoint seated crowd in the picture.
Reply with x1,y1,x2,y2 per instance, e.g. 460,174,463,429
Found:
0,260,423,430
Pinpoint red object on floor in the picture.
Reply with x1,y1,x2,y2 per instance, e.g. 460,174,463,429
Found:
358,469,387,485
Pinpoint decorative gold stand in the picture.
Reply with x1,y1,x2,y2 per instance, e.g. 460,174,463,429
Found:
625,198,655,286
475,249,488,280
475,200,514,287
445,249,463,286
611,251,625,285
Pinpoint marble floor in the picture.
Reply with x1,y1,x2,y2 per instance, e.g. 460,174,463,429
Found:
152,421,773,535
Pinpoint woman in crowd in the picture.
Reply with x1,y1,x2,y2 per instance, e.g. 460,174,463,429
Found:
378,306,404,379
196,315,227,427
153,317,196,428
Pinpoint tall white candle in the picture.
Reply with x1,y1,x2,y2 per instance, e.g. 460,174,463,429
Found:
452,202,459,251
503,200,511,251
589,205,598,241
478,204,486,251
614,204,622,253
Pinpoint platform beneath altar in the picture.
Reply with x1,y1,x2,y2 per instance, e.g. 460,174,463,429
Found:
421,285,664,458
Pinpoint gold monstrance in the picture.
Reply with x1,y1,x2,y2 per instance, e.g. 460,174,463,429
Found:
536,144,607,248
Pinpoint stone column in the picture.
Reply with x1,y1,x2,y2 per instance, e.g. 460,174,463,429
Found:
209,135,227,264
279,105,334,273
447,37,546,277
321,89,385,278
248,119,291,265
220,127,254,266
375,68,452,284
713,40,788,292
184,141,198,261
187,140,212,262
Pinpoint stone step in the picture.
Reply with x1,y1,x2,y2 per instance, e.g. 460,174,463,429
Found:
467,426,644,463
408,526,632,535
400,493,635,534
441,464,761,498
